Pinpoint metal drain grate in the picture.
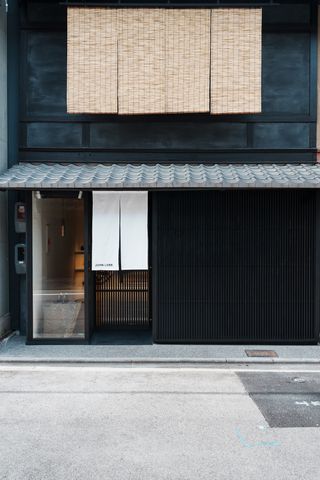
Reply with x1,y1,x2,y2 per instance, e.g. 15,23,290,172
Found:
245,350,278,358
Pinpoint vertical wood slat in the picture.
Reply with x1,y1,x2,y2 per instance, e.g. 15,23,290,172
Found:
95,271,149,328
155,191,316,343
67,7,118,114
210,8,262,114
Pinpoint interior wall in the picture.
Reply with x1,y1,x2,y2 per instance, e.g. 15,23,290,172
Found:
0,2,9,337
45,200,78,283
33,197,84,289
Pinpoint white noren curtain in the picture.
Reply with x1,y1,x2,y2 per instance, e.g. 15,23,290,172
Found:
92,191,148,271
92,192,120,271
120,192,148,270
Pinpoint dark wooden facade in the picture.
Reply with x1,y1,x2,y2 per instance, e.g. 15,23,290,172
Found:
153,190,318,344
7,0,320,343
13,0,318,165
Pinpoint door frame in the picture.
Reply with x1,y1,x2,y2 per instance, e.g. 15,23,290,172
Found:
90,191,153,338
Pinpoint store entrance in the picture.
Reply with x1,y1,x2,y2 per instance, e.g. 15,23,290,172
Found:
90,191,151,344
30,193,85,341
92,270,152,345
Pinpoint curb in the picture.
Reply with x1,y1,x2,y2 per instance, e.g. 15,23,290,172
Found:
0,357,319,365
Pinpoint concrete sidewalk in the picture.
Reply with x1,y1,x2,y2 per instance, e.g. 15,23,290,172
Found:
0,334,319,363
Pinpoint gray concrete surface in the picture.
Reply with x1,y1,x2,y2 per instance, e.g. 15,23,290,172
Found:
0,0,9,338
238,371,320,428
1,335,320,363
0,364,320,480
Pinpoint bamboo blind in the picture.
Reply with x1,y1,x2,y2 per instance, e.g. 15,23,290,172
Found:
67,7,262,115
67,8,118,113
210,9,262,114
118,9,166,114
165,9,210,113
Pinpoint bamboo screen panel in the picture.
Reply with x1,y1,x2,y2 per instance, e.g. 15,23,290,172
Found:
118,9,166,114
67,8,118,114
165,9,210,113
210,9,262,115
67,8,262,115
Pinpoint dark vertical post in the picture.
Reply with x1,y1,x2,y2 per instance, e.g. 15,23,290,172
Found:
26,191,33,343
7,0,21,332
309,0,318,154
84,191,94,341
151,192,158,342
7,0,19,170
148,192,152,327
314,191,320,343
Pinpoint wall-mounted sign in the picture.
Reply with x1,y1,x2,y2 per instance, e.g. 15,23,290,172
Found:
15,243,26,275
15,202,26,233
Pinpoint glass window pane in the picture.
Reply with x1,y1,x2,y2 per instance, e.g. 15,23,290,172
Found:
32,195,85,339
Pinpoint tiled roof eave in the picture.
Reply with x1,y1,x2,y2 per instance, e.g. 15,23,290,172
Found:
1,163,320,190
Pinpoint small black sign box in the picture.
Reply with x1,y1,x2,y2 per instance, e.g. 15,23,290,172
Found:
15,202,26,233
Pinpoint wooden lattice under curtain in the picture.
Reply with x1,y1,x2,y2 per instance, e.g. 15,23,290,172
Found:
67,7,262,115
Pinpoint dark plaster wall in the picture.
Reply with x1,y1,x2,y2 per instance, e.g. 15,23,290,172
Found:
18,0,317,163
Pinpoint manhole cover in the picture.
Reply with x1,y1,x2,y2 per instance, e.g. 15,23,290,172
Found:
245,350,278,358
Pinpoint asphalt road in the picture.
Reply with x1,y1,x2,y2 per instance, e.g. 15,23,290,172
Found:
0,364,319,480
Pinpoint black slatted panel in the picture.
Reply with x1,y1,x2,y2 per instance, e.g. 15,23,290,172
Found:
95,271,149,328
154,191,316,343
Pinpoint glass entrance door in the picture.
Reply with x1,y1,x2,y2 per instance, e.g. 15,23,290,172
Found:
31,194,85,340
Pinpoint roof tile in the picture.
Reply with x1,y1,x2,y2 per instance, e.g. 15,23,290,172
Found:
1,163,320,190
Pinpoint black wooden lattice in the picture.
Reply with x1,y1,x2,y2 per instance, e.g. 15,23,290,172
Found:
95,271,150,328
